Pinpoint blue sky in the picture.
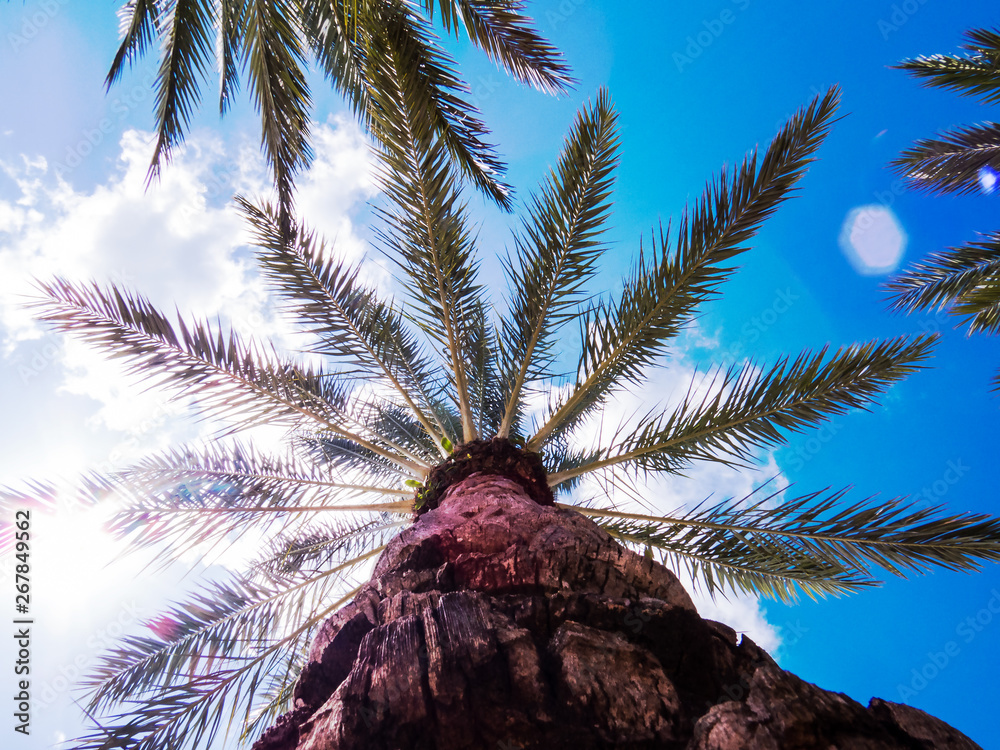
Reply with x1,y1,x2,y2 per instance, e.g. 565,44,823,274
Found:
1,1,999,748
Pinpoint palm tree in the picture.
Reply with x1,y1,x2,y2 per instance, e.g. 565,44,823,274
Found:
888,27,1000,387
106,0,572,233
19,73,1000,747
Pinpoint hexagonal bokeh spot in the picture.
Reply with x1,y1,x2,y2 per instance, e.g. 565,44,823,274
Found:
838,204,907,276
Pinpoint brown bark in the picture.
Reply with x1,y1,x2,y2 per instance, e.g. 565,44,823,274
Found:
254,474,981,750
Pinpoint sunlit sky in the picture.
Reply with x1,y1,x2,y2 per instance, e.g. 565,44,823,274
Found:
2,1,1000,748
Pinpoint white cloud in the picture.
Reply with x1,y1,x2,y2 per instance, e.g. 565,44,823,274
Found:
0,118,376,473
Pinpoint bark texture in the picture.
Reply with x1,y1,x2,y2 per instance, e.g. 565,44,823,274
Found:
254,474,981,750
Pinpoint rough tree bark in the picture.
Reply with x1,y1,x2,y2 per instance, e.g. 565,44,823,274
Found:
254,473,981,749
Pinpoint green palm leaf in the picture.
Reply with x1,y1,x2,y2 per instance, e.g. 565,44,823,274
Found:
549,335,936,485
887,231,1000,333
424,0,573,93
218,0,244,114
146,0,215,185
888,26,1000,388
893,27,1000,105
498,88,620,439
368,40,497,441
241,197,454,450
31,279,430,473
890,121,1000,195
575,487,1000,602
241,0,313,234
528,87,842,451
108,0,568,214
106,0,162,88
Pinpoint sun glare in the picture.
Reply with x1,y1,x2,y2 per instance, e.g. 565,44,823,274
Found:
838,204,907,275
34,501,135,631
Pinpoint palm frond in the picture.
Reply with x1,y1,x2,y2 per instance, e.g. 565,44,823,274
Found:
570,486,1000,601
241,636,308,742
367,0,513,207
886,230,1000,334
498,88,619,438
368,33,501,442
148,0,216,184
424,0,574,93
602,517,868,603
362,401,445,462
103,443,410,565
241,197,453,451
463,297,506,436
894,27,1000,105
31,278,430,473
107,0,163,88
300,0,369,117
527,87,842,451
79,574,367,750
242,0,313,235
549,334,937,485
890,121,1000,195
217,0,244,114
251,518,404,576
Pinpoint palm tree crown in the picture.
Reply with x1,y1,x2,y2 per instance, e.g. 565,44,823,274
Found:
14,78,1000,749
888,26,1000,385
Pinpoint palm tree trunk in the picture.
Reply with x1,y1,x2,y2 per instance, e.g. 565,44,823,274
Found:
254,474,981,749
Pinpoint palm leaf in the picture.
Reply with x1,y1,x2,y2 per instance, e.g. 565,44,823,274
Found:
31,278,430,473
147,0,216,184
217,0,244,114
368,0,513,207
498,88,619,438
241,197,453,450
241,637,308,741
527,87,842,451
548,334,937,485
107,0,163,88
602,517,868,602
79,574,367,750
571,486,1000,602
104,443,411,566
241,0,313,235
894,27,1000,105
367,33,498,442
886,231,1000,333
424,0,573,93
890,121,1000,195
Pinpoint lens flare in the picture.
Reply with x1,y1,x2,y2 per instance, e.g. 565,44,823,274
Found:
838,205,907,276
978,166,998,195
